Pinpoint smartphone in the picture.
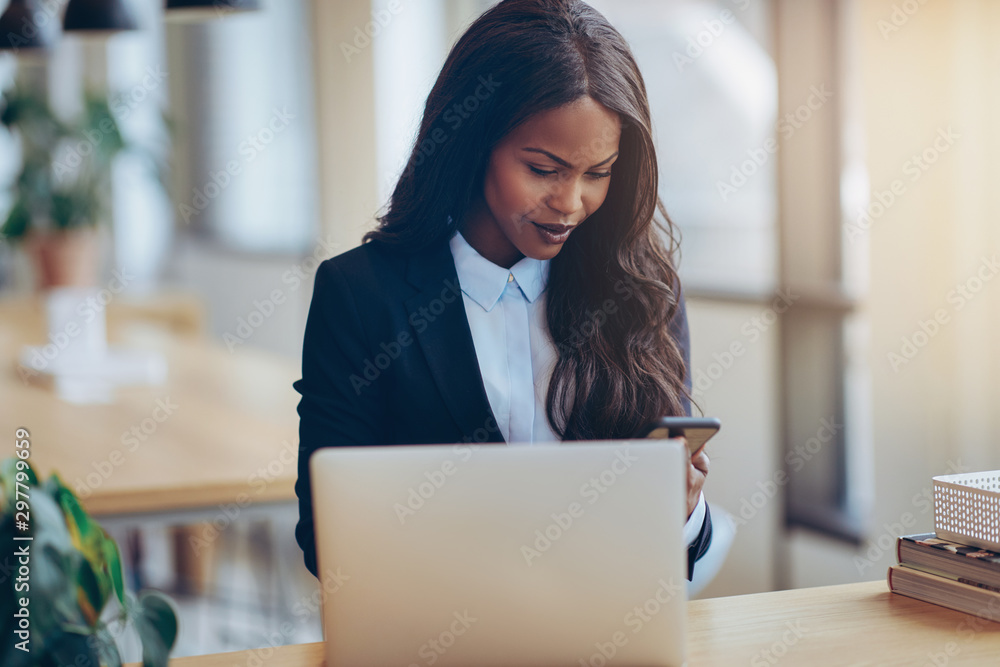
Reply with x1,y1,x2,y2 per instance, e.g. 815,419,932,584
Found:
636,416,721,456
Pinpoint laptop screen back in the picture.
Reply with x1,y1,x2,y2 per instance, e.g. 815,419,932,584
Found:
310,439,688,667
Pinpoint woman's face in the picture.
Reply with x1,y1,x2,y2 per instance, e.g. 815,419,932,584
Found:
462,96,622,268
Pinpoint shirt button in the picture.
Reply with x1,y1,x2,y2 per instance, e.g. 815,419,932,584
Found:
508,273,514,283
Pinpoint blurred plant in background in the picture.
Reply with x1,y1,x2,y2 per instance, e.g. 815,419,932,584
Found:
0,85,169,286
0,457,178,666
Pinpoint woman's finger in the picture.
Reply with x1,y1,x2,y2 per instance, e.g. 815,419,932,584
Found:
691,449,710,475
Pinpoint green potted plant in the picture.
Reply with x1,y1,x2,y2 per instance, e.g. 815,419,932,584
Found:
0,454,179,666
0,85,167,288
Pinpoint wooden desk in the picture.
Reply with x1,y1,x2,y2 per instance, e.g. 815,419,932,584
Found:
689,580,1000,665
152,581,1000,666
0,296,300,516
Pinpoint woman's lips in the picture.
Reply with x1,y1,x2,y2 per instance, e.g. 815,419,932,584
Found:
531,221,574,244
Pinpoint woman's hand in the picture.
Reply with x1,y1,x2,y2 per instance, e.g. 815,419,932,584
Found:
685,441,710,518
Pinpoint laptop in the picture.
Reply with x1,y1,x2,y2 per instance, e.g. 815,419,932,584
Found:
310,439,688,667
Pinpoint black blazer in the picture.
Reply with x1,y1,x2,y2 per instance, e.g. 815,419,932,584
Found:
293,237,712,579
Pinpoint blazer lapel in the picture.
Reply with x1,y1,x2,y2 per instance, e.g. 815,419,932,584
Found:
404,242,504,443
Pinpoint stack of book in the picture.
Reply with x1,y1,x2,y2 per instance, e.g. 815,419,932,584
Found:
888,533,1000,622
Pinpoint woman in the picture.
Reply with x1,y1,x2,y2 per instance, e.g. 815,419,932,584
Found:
294,0,711,580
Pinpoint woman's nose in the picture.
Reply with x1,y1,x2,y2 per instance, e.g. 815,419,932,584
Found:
546,174,584,216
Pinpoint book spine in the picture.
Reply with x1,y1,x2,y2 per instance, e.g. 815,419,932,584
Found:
958,577,1000,595
900,562,1000,593
889,566,1000,624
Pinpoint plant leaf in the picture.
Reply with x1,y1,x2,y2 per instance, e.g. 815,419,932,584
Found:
75,558,104,627
134,590,179,667
95,623,124,667
2,85,169,238
49,478,92,546
0,457,145,666
32,493,90,636
0,197,30,241
52,483,125,623
44,625,98,667
0,636,38,667
100,533,126,606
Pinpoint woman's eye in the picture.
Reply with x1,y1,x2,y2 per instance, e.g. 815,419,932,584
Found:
529,165,612,180
529,165,557,177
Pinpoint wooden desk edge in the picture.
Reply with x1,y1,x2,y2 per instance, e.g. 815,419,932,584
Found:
126,641,325,667
84,478,297,516
138,581,900,666
688,578,889,610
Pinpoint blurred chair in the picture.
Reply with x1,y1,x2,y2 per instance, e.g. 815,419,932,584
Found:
688,503,736,598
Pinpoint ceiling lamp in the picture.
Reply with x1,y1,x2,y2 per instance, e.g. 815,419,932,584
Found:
0,0,60,50
63,0,140,32
165,0,259,22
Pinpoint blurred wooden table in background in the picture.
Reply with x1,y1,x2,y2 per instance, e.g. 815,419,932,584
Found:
0,293,301,517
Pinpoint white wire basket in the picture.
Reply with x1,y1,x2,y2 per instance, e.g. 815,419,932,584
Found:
933,470,1000,552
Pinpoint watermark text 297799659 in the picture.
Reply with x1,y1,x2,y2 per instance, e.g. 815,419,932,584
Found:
12,427,34,654
13,429,32,532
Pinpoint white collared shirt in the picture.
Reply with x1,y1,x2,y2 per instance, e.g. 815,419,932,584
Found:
448,229,706,541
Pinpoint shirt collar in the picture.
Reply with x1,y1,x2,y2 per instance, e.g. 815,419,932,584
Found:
448,229,550,311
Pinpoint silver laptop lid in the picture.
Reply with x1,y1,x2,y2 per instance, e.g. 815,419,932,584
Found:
311,439,688,667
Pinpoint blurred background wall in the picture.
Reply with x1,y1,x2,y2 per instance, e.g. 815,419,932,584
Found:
784,0,1000,588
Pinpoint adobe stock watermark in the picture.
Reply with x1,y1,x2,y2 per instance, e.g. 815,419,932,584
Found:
691,288,799,399
233,623,319,667
887,254,998,373
72,397,180,499
877,0,931,40
853,458,970,575
444,75,503,131
339,0,411,63
554,275,643,356
521,447,638,566
349,278,463,394
53,117,128,179
18,269,136,383
407,610,477,667
729,416,842,529
400,74,502,181
178,107,295,223
921,596,1000,667
233,565,349,667
392,424,497,524
458,414,503,446
750,620,808,667
716,85,833,202
289,566,351,621
108,66,169,122
845,126,959,243
0,0,64,52
223,234,341,352
393,455,461,525
578,577,684,667
672,0,752,72
188,439,298,555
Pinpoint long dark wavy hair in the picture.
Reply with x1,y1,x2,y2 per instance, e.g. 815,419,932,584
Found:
363,0,692,440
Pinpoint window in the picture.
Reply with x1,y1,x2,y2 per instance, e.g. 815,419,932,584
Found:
588,0,778,295
166,0,319,254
